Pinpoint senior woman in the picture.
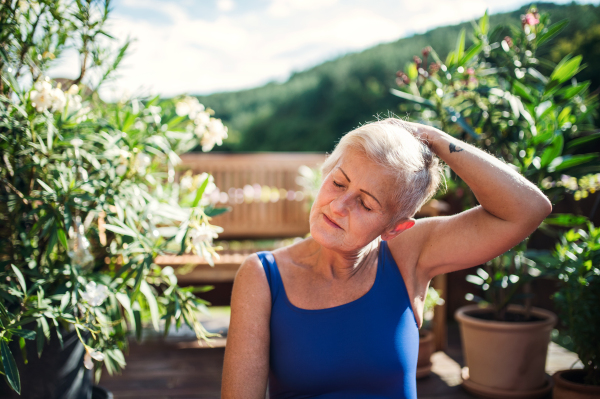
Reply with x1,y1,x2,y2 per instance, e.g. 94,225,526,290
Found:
221,118,552,398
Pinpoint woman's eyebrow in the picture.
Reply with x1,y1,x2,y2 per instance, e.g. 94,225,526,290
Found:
338,167,382,207
338,167,351,182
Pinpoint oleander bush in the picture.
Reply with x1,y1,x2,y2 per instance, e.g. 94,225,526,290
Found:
0,0,229,393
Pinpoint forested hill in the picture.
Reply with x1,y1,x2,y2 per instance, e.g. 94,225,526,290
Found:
196,2,600,152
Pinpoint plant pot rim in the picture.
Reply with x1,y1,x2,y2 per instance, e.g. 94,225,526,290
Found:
553,369,600,392
455,304,557,332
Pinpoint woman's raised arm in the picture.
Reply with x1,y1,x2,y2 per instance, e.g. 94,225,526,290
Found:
391,123,552,280
221,254,271,399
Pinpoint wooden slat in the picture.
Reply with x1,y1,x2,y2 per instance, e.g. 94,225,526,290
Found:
179,153,326,239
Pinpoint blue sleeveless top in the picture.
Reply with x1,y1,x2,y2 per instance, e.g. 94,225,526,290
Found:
257,241,419,399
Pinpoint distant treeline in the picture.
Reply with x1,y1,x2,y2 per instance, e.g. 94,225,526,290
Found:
194,2,600,153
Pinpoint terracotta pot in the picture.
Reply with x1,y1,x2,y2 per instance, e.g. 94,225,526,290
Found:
553,369,600,399
416,329,434,378
455,304,557,399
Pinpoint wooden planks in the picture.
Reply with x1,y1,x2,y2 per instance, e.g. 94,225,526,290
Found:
180,153,326,239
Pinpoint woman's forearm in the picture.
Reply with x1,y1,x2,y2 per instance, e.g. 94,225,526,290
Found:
424,127,552,223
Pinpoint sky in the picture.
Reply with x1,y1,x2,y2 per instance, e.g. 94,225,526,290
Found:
48,0,597,100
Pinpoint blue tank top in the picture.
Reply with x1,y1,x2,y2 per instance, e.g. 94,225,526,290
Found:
257,240,419,399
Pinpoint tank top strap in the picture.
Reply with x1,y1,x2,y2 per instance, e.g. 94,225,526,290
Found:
256,251,282,305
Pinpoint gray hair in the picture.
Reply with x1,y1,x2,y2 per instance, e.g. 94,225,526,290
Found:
321,118,445,226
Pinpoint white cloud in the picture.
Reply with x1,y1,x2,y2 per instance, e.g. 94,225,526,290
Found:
217,0,235,12
45,0,583,101
268,0,339,18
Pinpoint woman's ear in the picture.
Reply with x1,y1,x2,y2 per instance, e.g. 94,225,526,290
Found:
381,219,415,241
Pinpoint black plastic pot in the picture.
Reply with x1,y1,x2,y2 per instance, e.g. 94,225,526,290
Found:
0,326,99,399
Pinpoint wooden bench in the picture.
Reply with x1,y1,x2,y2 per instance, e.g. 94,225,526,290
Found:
155,152,448,350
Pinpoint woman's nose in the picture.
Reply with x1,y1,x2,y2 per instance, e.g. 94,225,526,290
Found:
330,194,349,216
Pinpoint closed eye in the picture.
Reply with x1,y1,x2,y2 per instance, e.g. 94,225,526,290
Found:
333,180,344,188
359,199,372,211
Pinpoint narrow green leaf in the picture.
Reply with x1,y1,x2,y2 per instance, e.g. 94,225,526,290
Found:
36,179,55,194
540,133,564,168
115,293,135,326
543,214,588,227
103,224,136,237
57,228,68,251
132,301,142,342
389,89,435,107
479,10,489,35
1,339,20,394
10,265,26,294
536,20,568,47
140,281,160,331
558,81,589,101
550,55,582,84
512,80,536,103
7,329,36,340
566,132,600,150
455,29,466,60
204,206,230,218
547,154,598,173
192,176,211,208
459,42,482,66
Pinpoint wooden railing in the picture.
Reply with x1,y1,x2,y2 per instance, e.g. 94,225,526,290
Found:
180,152,326,239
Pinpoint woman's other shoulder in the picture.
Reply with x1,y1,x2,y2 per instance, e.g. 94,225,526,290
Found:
233,253,270,297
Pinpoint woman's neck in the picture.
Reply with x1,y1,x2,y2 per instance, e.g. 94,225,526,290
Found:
296,237,381,281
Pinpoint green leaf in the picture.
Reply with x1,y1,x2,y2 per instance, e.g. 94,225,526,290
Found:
389,89,435,107
550,55,583,84
140,281,160,331
455,29,466,61
204,206,230,218
10,265,26,294
36,179,55,194
512,80,536,103
103,224,136,237
132,301,142,342
547,154,599,173
558,81,590,101
192,176,211,208
536,20,568,47
115,293,135,326
57,228,68,251
459,42,482,66
479,10,489,35
540,133,564,168
7,329,36,341
1,339,20,394
543,214,588,227
566,132,600,150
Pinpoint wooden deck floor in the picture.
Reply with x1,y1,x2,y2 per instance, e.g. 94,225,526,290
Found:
98,322,579,399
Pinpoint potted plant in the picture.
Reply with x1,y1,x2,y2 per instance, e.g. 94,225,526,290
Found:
416,287,444,379
0,1,229,397
392,6,600,397
539,223,600,398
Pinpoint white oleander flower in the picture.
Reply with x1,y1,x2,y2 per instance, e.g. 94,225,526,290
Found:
81,281,109,307
116,163,127,176
50,88,66,112
136,153,152,173
180,175,193,191
190,224,222,246
30,81,54,112
84,347,105,370
201,118,228,152
176,96,205,119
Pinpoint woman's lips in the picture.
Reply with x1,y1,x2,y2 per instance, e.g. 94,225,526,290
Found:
323,213,342,229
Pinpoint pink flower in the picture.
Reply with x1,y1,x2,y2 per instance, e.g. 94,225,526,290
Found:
466,68,475,75
525,13,539,26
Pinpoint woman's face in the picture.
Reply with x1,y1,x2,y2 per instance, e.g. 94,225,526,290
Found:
309,149,398,254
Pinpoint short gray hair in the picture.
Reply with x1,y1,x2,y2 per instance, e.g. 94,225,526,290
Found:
321,118,445,225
